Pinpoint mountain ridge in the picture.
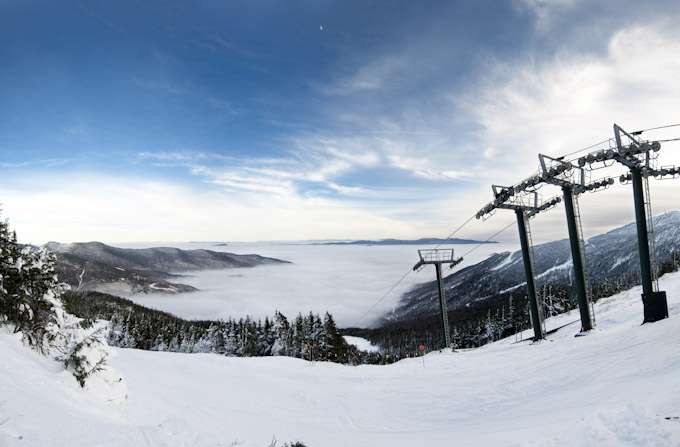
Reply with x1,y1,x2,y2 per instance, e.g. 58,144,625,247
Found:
46,241,289,296
314,237,496,246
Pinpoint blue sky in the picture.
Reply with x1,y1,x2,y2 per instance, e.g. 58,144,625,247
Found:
1,0,679,244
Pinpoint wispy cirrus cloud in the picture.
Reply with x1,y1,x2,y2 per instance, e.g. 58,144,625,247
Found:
137,129,468,204
1,159,70,169
452,22,680,241
512,0,581,31
320,55,407,96
464,24,680,179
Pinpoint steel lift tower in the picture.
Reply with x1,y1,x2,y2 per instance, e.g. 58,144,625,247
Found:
413,249,463,349
538,154,615,333
576,124,670,322
477,187,561,341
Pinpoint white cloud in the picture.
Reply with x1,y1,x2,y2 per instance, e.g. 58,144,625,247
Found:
0,173,435,244
1,159,70,169
320,55,406,96
471,25,680,165
513,0,581,31
452,23,680,241
387,154,469,180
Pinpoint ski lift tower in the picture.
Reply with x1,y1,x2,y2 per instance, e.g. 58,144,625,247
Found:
538,154,616,333
477,186,562,341
413,249,463,349
577,124,671,322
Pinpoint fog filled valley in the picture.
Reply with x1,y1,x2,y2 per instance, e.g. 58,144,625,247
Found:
110,241,517,328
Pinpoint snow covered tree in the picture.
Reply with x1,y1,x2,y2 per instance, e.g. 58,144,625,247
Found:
0,215,124,390
0,217,69,353
271,311,291,356
323,312,346,360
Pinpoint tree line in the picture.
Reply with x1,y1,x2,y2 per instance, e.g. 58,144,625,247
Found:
61,290,354,363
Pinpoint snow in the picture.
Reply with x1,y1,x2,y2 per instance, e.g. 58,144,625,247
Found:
536,260,572,280
2,271,680,446
149,283,177,292
343,335,380,352
489,251,518,271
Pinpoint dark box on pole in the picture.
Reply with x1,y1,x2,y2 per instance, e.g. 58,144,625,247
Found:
642,291,669,323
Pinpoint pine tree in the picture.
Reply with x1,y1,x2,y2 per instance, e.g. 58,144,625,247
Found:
0,215,119,388
0,218,68,353
323,312,346,360
271,311,291,356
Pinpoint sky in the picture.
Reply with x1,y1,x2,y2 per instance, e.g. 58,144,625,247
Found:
1,0,679,244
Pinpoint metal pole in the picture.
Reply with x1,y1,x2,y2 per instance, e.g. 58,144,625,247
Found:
515,209,544,341
434,262,451,349
630,167,653,295
630,166,669,322
562,186,593,331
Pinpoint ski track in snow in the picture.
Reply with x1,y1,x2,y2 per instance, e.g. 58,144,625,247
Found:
2,272,680,446
489,252,517,271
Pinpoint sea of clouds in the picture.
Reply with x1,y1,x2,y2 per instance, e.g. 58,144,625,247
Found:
117,241,519,328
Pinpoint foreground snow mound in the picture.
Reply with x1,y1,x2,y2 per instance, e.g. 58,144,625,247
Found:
41,316,128,403
524,402,680,446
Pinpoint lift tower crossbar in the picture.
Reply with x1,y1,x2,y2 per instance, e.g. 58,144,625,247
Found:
413,249,463,349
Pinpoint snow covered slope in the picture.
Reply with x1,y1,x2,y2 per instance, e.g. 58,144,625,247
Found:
2,272,680,446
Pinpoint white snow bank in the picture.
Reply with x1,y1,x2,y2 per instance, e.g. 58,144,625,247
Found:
343,335,380,352
522,402,680,446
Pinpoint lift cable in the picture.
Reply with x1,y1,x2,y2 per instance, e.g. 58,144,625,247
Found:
559,138,613,159
550,124,680,160
460,219,516,259
351,268,413,327
432,214,476,250
351,212,503,327
633,123,680,134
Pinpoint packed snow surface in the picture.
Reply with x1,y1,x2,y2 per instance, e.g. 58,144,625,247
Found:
2,272,680,446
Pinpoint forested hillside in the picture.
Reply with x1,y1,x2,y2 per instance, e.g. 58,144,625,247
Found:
62,290,353,363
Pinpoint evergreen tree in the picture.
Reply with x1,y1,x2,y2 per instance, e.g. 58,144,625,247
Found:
0,218,68,353
271,311,291,356
323,312,346,361
0,215,119,388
